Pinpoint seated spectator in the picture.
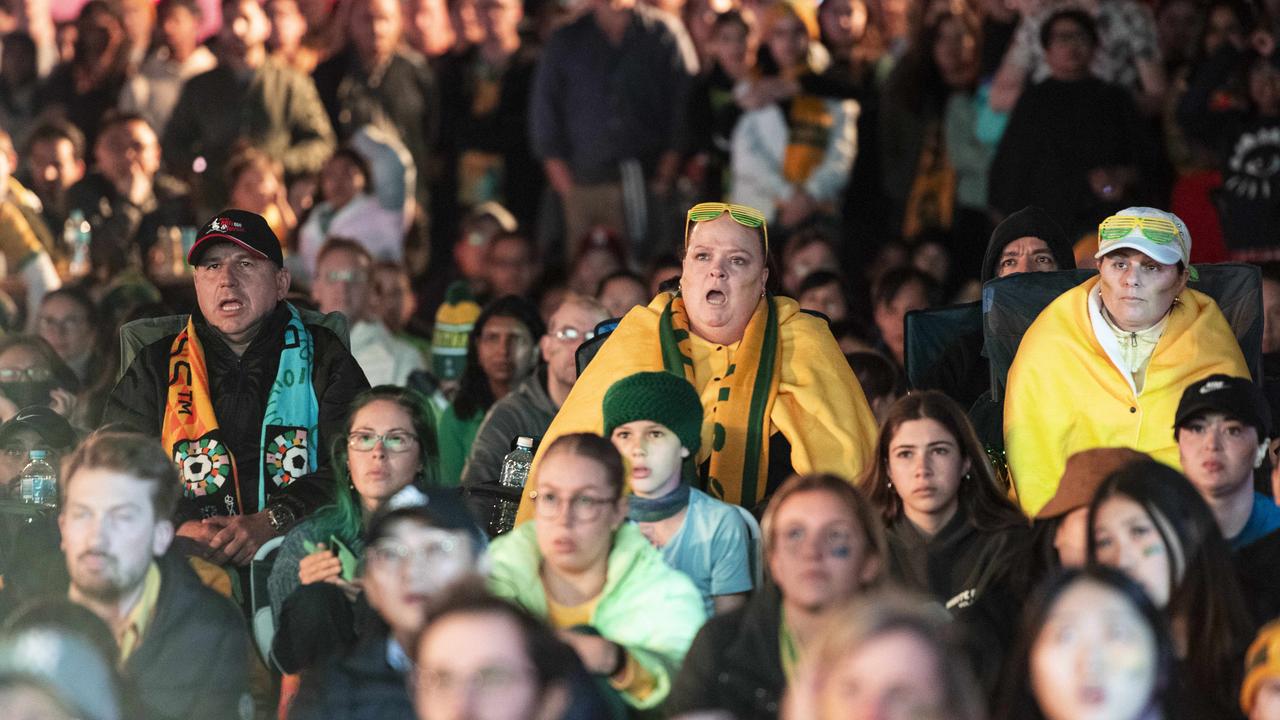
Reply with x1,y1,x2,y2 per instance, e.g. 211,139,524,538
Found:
488,433,706,713
1089,460,1255,719
1175,375,1280,550
863,391,1027,611
604,371,755,615
311,238,425,387
731,0,858,231
60,432,253,720
844,351,902,424
422,281,483,407
21,121,85,235
0,335,80,423
871,266,939,367
39,1,131,150
462,293,605,528
290,500,487,720
226,148,297,251
782,590,986,720
485,231,540,300
779,228,840,297
0,405,76,495
796,270,849,323
438,295,541,486
0,622,126,720
105,210,369,566
989,9,1161,238
0,129,59,314
296,148,405,278
117,0,217,137
66,112,196,281
646,254,681,299
1032,447,1149,573
596,270,647,319
1243,620,1280,720
1005,207,1249,515
269,385,437,672
684,9,753,202
414,581,612,720
163,0,335,210
567,227,627,297
33,288,102,389
996,567,1176,720
668,473,886,719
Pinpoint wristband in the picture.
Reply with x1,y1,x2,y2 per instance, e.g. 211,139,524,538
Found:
607,641,628,678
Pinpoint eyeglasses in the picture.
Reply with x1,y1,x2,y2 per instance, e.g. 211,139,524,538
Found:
529,490,618,522
0,367,52,383
685,202,769,255
347,431,419,453
420,665,535,696
367,538,459,567
1098,215,1183,248
551,326,595,343
776,526,856,558
323,269,369,284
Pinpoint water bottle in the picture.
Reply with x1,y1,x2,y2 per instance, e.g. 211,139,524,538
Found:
65,209,91,278
19,450,57,507
492,437,534,536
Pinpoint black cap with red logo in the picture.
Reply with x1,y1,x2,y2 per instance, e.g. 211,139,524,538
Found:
188,209,284,267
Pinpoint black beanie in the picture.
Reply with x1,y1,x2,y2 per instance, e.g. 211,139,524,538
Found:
980,206,1076,282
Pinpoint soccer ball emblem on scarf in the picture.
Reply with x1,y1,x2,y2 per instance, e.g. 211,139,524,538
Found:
265,428,311,487
174,437,232,497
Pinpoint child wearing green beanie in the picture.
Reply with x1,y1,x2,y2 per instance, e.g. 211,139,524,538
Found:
604,371,758,615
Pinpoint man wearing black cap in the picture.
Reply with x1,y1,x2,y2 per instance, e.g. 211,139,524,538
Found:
1175,374,1280,551
104,209,368,566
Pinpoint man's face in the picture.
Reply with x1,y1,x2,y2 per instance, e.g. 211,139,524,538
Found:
539,301,606,393
996,236,1058,277
0,428,57,496
475,0,520,43
352,0,403,63
372,265,415,330
160,3,200,54
486,236,536,298
311,247,372,320
1178,412,1260,502
1044,17,1095,81
193,242,290,348
221,0,271,55
94,120,160,188
60,468,172,603
26,137,83,199
265,0,307,53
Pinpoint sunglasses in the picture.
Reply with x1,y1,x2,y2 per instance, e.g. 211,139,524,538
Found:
347,431,418,453
1098,215,1183,249
685,202,769,255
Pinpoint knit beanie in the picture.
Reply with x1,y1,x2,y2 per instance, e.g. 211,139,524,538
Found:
980,206,1075,282
602,371,703,454
1243,620,1280,714
432,281,482,381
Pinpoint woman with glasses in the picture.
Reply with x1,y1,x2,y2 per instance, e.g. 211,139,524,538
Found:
668,473,886,720
1005,207,1250,515
269,385,440,673
0,335,82,425
488,432,706,714
516,202,876,521
291,501,487,720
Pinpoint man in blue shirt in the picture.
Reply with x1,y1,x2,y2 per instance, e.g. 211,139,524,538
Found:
1176,374,1280,551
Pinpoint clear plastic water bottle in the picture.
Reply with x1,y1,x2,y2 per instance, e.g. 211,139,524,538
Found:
65,209,91,278
19,450,57,507
493,437,534,536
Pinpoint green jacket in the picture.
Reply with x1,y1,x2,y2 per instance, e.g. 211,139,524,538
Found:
488,522,707,710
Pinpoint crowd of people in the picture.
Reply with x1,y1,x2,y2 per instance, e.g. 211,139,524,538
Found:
1,0,1280,718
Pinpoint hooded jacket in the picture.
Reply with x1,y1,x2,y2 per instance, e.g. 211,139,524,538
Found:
1005,276,1249,515
979,206,1075,283
487,522,707,711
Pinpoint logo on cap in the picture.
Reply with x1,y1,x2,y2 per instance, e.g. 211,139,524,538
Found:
1200,380,1227,394
209,217,242,233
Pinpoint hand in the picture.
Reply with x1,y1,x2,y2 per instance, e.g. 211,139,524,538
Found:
298,544,343,585
175,518,224,559
207,512,276,566
777,190,817,228
556,630,623,677
48,388,77,418
115,169,153,207
545,159,574,197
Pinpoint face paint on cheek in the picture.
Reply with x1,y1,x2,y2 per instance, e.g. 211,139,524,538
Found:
1142,542,1164,558
829,545,850,558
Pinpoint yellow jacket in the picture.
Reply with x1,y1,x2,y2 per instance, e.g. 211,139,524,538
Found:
1004,276,1249,515
514,293,877,523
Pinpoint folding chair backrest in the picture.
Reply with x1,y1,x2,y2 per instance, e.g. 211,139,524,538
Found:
575,318,621,376
249,535,286,669
904,302,982,392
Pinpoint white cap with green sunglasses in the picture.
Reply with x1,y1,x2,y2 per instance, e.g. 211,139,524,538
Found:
1095,207,1194,276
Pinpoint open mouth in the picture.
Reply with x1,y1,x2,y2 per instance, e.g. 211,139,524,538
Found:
706,290,727,306
219,299,245,313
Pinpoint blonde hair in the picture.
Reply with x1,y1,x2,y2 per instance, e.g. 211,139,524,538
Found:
760,473,888,572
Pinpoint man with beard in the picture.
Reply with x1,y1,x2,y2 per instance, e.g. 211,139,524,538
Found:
60,431,253,720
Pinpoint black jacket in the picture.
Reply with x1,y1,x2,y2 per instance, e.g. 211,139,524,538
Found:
290,622,415,720
886,504,1026,611
666,584,786,720
103,302,369,523
66,171,196,279
126,551,254,720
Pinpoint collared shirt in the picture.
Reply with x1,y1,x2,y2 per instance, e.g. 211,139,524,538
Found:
117,562,162,663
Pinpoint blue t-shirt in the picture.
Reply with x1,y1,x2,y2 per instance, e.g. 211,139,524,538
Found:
1230,493,1280,552
658,488,756,615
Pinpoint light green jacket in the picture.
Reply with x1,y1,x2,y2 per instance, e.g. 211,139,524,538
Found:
488,522,708,710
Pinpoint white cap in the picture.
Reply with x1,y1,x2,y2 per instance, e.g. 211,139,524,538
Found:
1094,206,1191,267
516,436,534,449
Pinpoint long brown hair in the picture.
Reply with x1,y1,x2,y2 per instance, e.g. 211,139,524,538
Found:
861,391,1025,533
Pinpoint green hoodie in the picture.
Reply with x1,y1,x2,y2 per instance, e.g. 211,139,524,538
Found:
488,522,708,710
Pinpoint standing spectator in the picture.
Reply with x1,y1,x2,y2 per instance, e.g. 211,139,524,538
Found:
401,0,458,60
684,9,754,202
0,129,60,317
311,238,425,387
485,232,540,300
312,0,438,209
118,0,217,137
0,32,40,145
163,0,336,211
295,148,405,278
21,121,85,234
265,0,321,73
436,0,540,232
59,432,253,720
989,8,1161,237
116,0,157,71
39,1,131,150
730,0,859,232
67,113,196,281
530,0,698,260
104,210,369,566
226,148,297,249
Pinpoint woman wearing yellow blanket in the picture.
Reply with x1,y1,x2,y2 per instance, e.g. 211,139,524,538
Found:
1005,207,1249,517
515,202,877,523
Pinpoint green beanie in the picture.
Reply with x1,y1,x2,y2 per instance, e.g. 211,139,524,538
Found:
602,371,703,453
